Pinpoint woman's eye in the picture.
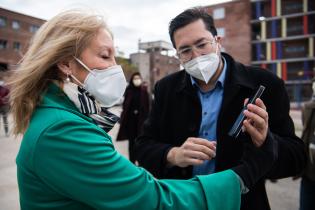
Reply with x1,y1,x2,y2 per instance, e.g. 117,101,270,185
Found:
101,55,110,59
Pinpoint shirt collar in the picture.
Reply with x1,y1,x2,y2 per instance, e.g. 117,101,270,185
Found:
190,56,227,90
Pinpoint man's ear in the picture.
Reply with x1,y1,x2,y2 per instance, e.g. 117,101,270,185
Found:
216,36,222,44
57,59,72,75
215,36,223,51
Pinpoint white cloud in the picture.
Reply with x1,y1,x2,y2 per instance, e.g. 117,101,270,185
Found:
0,0,231,57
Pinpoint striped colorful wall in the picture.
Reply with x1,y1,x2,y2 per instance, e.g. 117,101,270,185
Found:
254,0,313,81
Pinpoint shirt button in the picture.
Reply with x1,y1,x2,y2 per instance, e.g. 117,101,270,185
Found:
204,112,207,115
205,132,208,136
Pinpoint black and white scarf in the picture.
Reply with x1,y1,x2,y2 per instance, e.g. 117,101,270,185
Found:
63,82,119,132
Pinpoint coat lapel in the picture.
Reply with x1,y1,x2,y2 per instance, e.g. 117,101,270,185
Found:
217,54,257,136
176,70,200,104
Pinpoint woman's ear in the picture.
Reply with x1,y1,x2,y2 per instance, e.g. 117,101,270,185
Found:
57,59,72,75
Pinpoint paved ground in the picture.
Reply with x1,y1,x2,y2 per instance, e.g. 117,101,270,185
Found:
0,108,304,210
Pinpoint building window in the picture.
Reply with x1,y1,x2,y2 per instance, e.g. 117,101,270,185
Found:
282,39,308,58
217,27,225,37
29,25,39,33
12,20,20,30
13,42,21,51
0,40,8,49
287,17,303,36
213,8,225,19
285,46,306,53
282,1,303,15
0,16,7,27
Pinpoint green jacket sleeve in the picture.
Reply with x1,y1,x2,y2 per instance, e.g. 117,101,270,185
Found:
34,118,240,210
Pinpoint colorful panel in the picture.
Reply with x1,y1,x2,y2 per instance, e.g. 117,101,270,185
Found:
281,18,287,38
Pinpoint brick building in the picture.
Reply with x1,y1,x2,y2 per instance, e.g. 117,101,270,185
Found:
205,0,252,65
0,7,45,75
205,0,315,103
130,41,180,92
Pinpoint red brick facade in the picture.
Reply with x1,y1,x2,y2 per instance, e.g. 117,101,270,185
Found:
0,7,45,73
206,0,252,65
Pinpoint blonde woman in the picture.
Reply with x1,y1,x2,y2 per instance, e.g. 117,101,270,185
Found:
10,10,276,210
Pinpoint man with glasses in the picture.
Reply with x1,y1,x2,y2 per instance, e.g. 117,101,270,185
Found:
135,7,306,210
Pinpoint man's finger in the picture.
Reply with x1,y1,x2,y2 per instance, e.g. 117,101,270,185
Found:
243,119,263,146
247,104,268,122
244,110,265,129
184,150,212,160
186,143,216,158
255,98,267,110
186,158,205,166
190,137,216,150
244,98,249,106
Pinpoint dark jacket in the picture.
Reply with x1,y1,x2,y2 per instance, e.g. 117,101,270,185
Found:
117,85,150,141
0,84,9,107
134,53,306,210
0,84,10,113
301,99,315,181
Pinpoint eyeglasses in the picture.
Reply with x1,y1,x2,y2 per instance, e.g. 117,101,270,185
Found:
177,39,216,62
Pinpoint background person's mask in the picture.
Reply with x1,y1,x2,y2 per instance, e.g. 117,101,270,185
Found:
133,78,142,87
183,44,220,84
73,57,127,107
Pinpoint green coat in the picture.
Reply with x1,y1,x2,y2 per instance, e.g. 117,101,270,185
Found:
16,83,241,210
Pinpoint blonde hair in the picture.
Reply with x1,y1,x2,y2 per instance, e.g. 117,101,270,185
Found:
9,9,108,134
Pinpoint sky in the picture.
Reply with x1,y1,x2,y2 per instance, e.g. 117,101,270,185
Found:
0,0,231,57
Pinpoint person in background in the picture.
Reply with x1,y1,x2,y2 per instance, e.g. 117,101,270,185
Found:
10,9,277,210
300,78,315,210
117,72,150,163
0,79,10,136
134,7,306,210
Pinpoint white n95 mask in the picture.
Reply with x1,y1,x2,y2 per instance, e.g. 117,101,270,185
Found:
183,45,220,84
72,57,127,107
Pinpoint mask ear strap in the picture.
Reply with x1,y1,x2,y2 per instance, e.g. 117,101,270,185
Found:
69,74,85,87
73,56,95,76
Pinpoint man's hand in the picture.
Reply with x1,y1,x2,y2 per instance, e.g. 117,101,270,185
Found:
243,98,269,147
166,137,216,167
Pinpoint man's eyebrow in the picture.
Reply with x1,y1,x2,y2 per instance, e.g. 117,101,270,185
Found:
178,38,207,50
193,38,208,45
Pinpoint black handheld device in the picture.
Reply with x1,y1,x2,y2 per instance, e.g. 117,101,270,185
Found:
228,85,266,139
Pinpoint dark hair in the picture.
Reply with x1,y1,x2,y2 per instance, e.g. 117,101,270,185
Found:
128,72,141,88
169,7,217,48
129,72,141,83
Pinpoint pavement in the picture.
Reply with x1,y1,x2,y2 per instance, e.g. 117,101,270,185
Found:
0,108,304,210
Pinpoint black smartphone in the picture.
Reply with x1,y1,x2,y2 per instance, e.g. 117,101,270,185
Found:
228,85,266,139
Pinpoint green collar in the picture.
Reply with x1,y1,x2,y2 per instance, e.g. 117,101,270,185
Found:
40,82,94,123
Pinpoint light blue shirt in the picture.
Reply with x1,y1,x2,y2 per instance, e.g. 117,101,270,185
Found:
192,57,227,176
